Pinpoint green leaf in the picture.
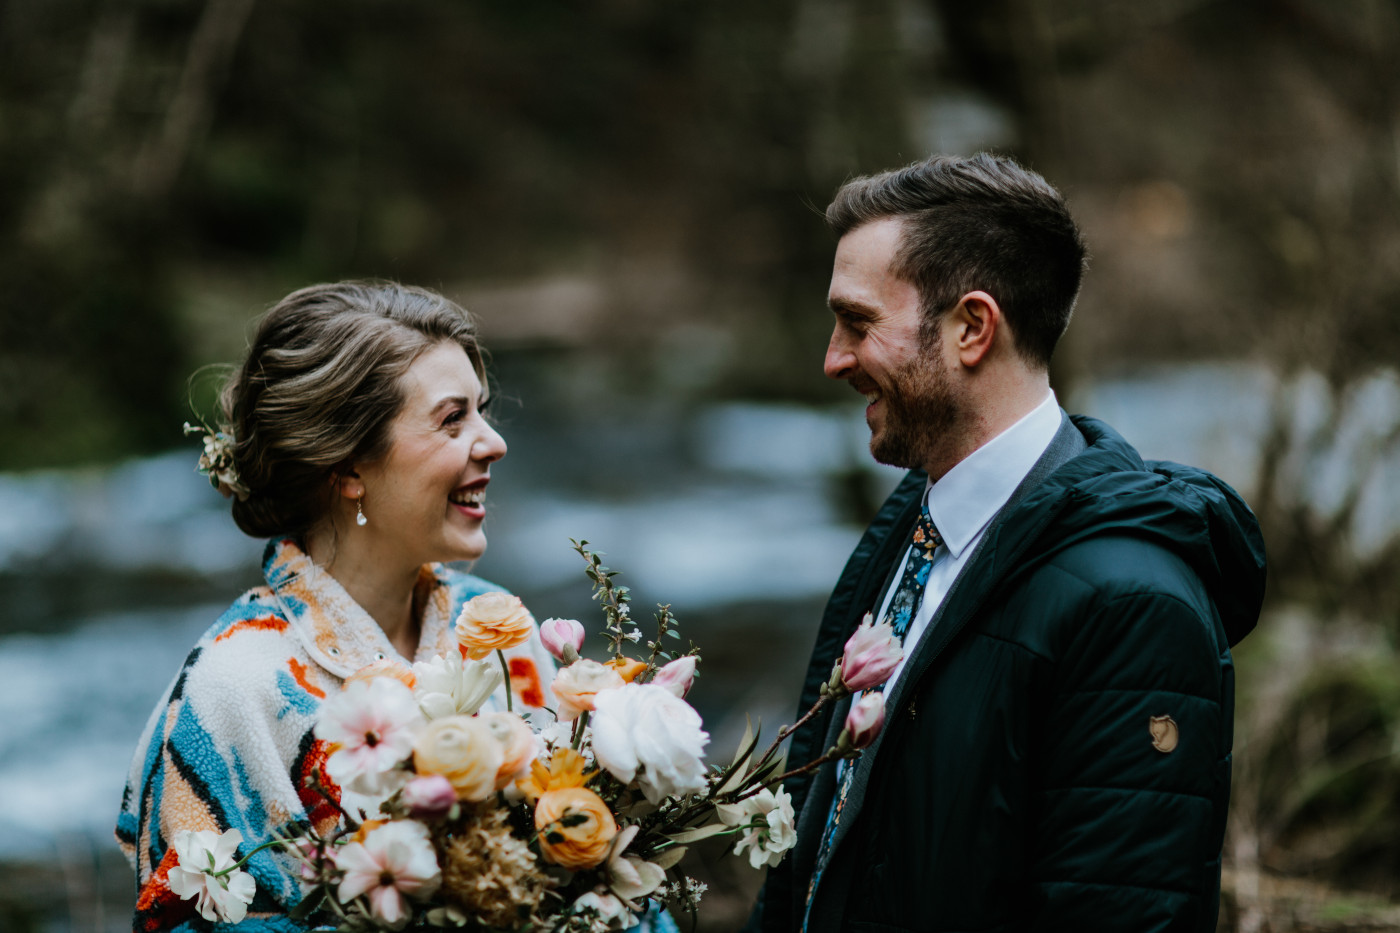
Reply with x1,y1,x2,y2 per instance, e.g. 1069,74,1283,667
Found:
289,889,326,921
652,846,687,870
731,715,758,769
666,823,730,844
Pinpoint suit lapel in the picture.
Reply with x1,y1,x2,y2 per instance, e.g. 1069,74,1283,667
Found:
820,412,1087,863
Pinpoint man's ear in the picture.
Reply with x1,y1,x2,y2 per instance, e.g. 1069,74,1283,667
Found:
950,291,1002,368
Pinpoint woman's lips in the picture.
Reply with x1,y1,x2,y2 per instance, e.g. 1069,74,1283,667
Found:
449,480,487,518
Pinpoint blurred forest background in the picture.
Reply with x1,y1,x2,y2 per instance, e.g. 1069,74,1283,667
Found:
2,0,1400,931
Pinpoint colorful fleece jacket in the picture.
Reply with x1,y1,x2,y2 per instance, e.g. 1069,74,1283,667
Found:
115,538,557,932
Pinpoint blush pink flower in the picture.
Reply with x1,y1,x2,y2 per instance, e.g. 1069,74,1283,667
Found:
651,656,697,698
840,614,902,692
540,618,586,662
551,659,626,722
335,820,441,929
316,677,424,796
844,692,886,749
400,774,457,820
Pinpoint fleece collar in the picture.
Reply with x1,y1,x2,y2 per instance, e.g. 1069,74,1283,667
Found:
261,538,459,679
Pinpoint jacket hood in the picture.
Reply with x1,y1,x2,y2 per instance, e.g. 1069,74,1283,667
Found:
996,415,1266,647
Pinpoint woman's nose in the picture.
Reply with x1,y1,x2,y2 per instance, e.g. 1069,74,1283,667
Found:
473,422,507,463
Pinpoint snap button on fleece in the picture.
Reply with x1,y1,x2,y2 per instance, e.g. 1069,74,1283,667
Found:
1149,715,1179,753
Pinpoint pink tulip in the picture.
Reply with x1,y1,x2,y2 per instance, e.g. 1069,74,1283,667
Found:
401,774,457,819
840,614,902,692
540,618,586,662
844,692,885,749
651,656,697,698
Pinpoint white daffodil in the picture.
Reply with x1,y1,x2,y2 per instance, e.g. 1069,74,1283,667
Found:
411,652,503,719
166,828,257,923
316,677,424,795
715,785,797,869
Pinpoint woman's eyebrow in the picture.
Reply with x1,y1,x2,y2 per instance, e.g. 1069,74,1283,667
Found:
429,395,472,415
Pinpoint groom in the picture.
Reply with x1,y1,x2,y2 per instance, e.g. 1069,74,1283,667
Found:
749,154,1266,932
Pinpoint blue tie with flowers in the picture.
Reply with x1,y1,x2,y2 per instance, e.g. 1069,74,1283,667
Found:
802,507,944,927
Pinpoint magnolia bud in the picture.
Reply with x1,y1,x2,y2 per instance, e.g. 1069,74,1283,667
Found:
651,655,697,698
540,618,586,663
841,614,902,692
843,692,885,750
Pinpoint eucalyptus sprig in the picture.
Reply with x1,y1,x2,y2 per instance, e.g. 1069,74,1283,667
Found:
571,539,642,658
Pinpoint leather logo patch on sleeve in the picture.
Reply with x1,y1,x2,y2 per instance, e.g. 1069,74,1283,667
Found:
1149,715,1179,753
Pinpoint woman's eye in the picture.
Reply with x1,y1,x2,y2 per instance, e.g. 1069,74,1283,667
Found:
477,396,493,415
443,409,466,425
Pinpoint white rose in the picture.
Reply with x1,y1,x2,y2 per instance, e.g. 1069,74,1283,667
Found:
411,652,503,719
715,785,797,869
590,683,709,804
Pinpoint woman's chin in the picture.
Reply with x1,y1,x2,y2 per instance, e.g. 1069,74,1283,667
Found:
438,532,487,564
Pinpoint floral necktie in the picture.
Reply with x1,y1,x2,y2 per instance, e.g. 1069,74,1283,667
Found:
802,507,944,928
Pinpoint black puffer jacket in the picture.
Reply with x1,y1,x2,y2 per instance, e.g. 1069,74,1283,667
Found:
752,415,1266,933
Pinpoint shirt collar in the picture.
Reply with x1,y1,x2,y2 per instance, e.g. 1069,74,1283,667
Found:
925,392,1061,559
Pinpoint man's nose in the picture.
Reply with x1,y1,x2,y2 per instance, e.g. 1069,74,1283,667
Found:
824,328,855,380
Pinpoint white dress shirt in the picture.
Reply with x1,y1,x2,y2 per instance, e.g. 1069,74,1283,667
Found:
875,391,1063,690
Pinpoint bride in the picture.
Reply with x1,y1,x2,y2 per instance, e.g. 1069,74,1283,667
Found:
115,282,568,929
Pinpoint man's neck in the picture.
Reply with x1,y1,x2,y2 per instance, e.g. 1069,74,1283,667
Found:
922,376,1053,482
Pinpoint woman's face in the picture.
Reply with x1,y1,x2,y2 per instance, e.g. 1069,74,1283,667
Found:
354,341,506,566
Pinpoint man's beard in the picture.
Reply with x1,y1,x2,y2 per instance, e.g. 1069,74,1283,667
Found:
868,354,962,471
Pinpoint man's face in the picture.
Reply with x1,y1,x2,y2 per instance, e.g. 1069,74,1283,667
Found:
824,218,963,472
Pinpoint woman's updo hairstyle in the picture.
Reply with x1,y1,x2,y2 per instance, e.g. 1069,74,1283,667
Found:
219,281,485,538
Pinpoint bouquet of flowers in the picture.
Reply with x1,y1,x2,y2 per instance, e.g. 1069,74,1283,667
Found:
165,542,904,932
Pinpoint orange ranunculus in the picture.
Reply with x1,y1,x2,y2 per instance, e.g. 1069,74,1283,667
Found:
606,657,648,683
455,592,534,660
479,712,538,790
551,660,625,721
342,659,417,691
534,787,618,870
412,715,504,802
517,748,593,802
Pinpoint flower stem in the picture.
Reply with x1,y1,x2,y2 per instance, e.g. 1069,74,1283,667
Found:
752,692,832,774
571,710,590,751
762,750,846,790
215,838,287,876
496,649,514,713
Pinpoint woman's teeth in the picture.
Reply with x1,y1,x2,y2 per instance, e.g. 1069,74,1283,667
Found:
449,488,484,506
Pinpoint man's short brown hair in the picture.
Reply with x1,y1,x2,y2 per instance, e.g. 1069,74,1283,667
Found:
826,153,1088,368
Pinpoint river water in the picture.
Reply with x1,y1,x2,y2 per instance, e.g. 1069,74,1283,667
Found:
2,361,1397,929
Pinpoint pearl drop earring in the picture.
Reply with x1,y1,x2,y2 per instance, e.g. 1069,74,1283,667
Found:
355,494,368,527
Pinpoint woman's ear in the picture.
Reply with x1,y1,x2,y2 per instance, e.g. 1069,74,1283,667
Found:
335,470,365,502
